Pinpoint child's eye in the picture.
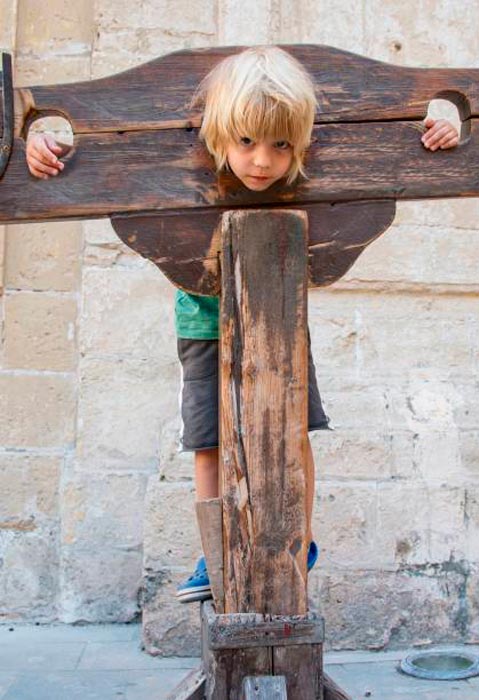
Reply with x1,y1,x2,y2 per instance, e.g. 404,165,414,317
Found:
239,137,253,146
275,140,291,150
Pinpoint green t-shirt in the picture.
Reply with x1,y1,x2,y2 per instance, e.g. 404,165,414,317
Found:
175,289,219,339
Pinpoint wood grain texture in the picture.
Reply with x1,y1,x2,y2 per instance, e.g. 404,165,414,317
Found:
111,200,395,293
195,498,225,613
323,673,353,700
0,119,476,223
164,667,206,700
220,210,309,616
274,644,323,699
202,602,272,700
3,44,478,137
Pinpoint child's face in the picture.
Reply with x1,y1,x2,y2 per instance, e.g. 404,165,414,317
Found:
225,136,294,191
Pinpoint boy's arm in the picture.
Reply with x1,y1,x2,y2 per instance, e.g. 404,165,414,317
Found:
25,133,66,180
421,116,459,151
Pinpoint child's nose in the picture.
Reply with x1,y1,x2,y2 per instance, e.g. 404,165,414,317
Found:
252,145,272,168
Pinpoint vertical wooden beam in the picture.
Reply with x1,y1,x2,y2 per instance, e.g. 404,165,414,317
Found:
220,209,309,615
195,498,225,612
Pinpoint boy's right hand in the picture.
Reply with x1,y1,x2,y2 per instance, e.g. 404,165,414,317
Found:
26,134,65,180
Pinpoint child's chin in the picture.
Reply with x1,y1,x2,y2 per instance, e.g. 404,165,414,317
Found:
244,179,274,191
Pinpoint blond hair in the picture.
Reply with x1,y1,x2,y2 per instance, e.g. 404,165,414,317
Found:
193,46,318,184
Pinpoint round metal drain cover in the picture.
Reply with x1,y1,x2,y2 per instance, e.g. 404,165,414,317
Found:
400,650,479,680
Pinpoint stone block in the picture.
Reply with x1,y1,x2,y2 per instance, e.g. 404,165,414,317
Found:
464,487,479,561
0,529,59,620
466,565,479,641
309,291,479,378
61,472,148,549
0,227,5,295
15,0,94,57
142,479,200,571
376,482,466,568
5,222,82,292
396,198,479,231
91,0,216,79
277,0,364,50
83,219,141,268
60,546,142,623
312,564,470,650
0,374,75,447
75,355,175,470
363,2,479,67
311,429,416,481
4,292,77,371
314,481,379,569
0,453,60,522
80,265,175,358
342,222,479,289
0,1,16,51
459,430,479,479
142,577,201,657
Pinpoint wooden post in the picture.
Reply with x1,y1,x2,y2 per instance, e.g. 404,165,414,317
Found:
220,209,309,616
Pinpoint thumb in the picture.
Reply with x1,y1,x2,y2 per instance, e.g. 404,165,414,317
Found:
44,135,62,152
424,116,435,127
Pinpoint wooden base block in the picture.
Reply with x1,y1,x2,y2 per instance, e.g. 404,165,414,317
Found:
201,600,324,699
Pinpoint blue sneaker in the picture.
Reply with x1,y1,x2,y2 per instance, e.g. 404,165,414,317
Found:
177,542,319,604
307,541,319,572
176,556,212,604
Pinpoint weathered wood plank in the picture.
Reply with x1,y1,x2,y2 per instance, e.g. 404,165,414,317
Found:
323,673,353,700
0,120,477,223
165,666,206,700
111,200,395,294
201,602,272,700
195,498,225,613
220,209,309,616
202,600,324,650
243,676,288,699
274,644,323,700
4,44,479,139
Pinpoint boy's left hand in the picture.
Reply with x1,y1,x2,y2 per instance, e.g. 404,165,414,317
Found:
421,116,459,151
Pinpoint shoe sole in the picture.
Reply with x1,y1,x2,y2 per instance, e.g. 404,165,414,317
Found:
176,585,212,603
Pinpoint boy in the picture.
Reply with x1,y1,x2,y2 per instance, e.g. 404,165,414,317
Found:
26,46,459,605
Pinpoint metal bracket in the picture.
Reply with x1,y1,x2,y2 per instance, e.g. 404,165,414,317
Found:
0,53,13,179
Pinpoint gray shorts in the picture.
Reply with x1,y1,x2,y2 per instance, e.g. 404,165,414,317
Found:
177,334,330,452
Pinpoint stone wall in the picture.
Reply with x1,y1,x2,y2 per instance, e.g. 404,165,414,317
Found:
1,0,478,653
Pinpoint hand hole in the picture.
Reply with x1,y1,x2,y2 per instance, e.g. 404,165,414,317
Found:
426,95,470,144
25,114,75,161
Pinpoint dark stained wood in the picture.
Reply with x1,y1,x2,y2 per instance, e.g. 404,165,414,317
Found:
274,644,323,699
4,45,478,138
323,673,353,700
110,200,395,293
201,602,272,700
0,54,13,178
220,210,309,616
201,601,325,699
0,119,477,223
243,676,288,699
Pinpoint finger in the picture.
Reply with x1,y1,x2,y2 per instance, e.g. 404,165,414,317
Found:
29,143,64,170
422,125,454,149
27,153,62,177
439,135,459,149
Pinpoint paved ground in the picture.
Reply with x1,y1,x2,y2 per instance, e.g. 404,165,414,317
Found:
0,622,478,699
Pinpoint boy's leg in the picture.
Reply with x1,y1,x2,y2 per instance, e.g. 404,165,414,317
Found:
195,447,219,500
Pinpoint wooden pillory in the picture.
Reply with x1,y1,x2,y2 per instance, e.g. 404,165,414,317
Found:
1,45,479,699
